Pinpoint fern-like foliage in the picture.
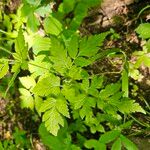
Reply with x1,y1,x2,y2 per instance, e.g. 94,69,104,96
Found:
39,96,70,136
0,0,147,146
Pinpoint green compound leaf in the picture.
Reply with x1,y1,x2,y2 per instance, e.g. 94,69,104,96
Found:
135,23,150,39
32,74,60,96
120,135,138,150
44,16,63,36
78,31,110,57
99,130,121,144
0,59,9,79
40,97,69,136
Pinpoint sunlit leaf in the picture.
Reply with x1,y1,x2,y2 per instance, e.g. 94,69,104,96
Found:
0,59,9,79
32,74,60,96
19,76,36,89
19,88,34,110
44,16,63,36
32,35,51,55
135,23,150,39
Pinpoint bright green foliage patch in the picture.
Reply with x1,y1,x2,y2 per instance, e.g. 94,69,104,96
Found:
135,23,150,39
0,0,149,149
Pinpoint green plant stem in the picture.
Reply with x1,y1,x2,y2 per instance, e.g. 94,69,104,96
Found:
88,71,122,79
0,29,8,34
4,66,20,98
129,115,149,128
0,29,17,38
94,71,121,76
30,135,34,149
145,110,150,115
0,46,12,54
137,5,150,19
139,95,150,111
123,114,127,123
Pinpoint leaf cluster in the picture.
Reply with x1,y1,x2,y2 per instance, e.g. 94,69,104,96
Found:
0,0,148,149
